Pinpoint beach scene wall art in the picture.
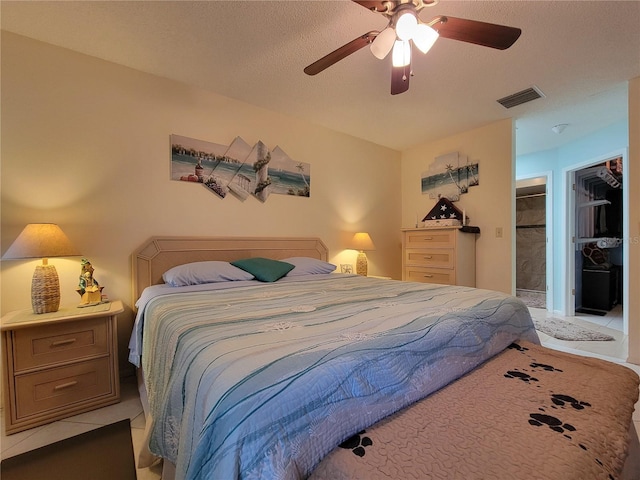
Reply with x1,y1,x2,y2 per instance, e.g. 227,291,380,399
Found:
170,134,311,202
421,151,479,201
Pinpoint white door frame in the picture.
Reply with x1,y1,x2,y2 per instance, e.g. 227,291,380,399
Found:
516,171,553,311
563,148,628,334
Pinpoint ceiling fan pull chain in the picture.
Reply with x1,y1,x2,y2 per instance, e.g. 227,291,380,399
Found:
403,64,414,82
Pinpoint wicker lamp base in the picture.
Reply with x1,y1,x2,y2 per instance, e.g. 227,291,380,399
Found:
31,264,61,314
356,252,368,276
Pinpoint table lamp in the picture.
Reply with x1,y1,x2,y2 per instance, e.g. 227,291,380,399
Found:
2,223,81,313
349,232,376,276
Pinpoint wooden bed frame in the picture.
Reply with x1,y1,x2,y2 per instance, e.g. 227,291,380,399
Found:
132,236,329,304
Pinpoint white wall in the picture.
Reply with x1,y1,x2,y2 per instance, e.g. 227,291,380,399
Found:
627,76,640,364
0,32,402,373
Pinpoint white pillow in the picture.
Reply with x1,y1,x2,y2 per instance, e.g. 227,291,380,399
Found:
162,261,254,286
282,257,337,276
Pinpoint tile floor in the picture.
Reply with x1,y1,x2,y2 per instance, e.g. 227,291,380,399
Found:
0,377,162,480
1,305,638,480
529,304,628,362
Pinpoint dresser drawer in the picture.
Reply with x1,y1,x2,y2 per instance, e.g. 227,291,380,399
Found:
405,229,455,248
404,266,454,285
405,248,454,269
14,357,114,420
12,317,109,372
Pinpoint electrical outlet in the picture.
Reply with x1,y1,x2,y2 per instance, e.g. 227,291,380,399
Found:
495,227,503,238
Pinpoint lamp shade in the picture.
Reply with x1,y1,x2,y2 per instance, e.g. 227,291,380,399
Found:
370,26,397,60
413,23,439,54
3,224,81,314
395,11,418,41
349,232,376,251
3,223,81,259
392,40,411,67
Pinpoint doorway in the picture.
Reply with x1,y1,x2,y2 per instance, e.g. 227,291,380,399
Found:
565,150,627,335
515,173,553,311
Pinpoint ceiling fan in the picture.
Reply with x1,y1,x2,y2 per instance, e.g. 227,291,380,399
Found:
304,0,522,95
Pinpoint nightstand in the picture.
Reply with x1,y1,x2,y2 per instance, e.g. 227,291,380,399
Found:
1,300,123,435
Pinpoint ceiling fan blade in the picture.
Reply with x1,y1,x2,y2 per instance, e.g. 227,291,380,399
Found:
391,62,410,95
431,16,521,50
351,1,398,14
304,31,379,75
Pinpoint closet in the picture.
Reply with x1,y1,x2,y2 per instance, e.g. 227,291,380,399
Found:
515,179,547,309
574,157,623,314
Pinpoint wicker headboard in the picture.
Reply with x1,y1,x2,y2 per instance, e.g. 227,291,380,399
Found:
132,236,329,303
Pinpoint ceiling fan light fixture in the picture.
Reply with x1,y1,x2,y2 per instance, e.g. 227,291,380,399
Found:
370,26,396,59
395,11,418,41
392,40,411,67
413,23,439,54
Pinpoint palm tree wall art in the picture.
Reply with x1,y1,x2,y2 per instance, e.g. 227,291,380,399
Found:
170,134,311,202
421,151,479,201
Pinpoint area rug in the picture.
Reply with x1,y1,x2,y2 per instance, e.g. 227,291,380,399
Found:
0,419,136,480
532,317,614,341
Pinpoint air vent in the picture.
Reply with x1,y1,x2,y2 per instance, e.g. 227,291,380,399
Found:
497,86,545,109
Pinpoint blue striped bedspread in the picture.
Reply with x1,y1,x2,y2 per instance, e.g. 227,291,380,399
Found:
133,274,539,480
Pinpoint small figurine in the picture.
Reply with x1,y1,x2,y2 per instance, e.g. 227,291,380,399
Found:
76,258,105,306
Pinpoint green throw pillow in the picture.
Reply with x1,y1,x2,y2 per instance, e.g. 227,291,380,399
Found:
231,257,295,282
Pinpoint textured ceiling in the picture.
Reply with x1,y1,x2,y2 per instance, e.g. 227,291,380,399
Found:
2,1,639,155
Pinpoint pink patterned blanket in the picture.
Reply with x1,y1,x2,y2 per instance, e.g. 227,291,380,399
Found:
311,341,639,480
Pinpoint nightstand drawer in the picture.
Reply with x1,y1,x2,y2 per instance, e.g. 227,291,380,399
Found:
405,229,454,248
405,249,454,269
12,317,109,372
404,266,454,285
14,357,114,420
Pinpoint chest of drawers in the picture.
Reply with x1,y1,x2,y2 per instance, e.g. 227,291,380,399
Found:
402,228,476,287
1,301,123,434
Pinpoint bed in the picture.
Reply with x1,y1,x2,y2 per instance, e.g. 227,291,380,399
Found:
129,236,639,480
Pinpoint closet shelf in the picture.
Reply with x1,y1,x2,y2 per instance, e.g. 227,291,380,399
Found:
595,166,622,188
516,224,545,229
578,199,611,208
576,237,601,244
575,237,621,245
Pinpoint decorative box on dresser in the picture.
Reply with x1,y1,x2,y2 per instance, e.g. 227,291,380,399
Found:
1,300,123,434
402,227,477,287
